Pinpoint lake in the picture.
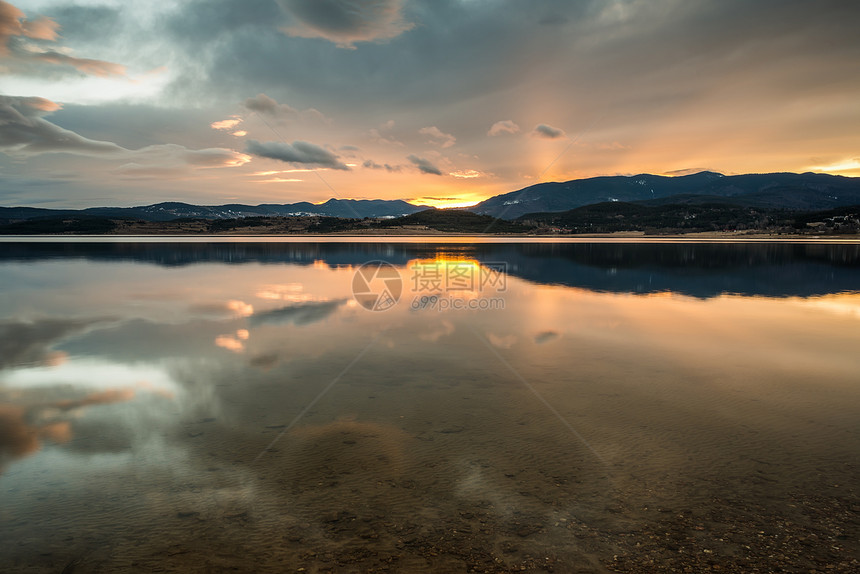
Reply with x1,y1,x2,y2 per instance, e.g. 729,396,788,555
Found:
1,239,859,573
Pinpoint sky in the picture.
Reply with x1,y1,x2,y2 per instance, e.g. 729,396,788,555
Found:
0,0,859,209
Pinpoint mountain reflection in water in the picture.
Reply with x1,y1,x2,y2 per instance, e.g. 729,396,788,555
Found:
3,240,859,297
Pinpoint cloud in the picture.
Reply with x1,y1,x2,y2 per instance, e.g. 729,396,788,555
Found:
278,0,413,48
242,93,331,124
363,159,401,172
419,126,456,148
6,0,860,205
0,95,251,176
531,123,566,139
369,128,402,146
487,120,520,136
113,145,251,179
0,1,59,53
449,169,483,179
243,93,298,118
0,95,125,155
407,154,443,175
41,5,119,45
180,147,251,168
246,139,349,170
27,51,126,77
211,118,242,130
0,0,125,77
302,107,331,124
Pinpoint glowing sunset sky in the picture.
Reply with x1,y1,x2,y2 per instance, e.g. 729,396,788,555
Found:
1,0,858,208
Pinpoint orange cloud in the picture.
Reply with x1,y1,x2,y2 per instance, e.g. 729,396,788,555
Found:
211,118,242,131
449,169,483,179
0,1,126,76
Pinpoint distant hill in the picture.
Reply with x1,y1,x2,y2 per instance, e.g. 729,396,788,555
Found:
469,172,860,219
0,198,428,224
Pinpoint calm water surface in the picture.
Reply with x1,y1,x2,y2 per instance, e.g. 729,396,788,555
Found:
1,240,859,573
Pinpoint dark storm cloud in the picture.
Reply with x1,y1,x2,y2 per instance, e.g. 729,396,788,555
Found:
153,0,860,122
245,139,349,169
159,0,583,110
407,154,442,176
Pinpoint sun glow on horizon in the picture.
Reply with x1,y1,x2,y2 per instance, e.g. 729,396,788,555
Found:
414,198,482,209
809,160,860,176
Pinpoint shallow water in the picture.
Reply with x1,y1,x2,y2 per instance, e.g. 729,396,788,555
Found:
1,241,859,573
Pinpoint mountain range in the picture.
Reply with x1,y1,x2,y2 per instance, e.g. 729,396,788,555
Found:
468,171,860,219
0,198,426,224
2,171,859,225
